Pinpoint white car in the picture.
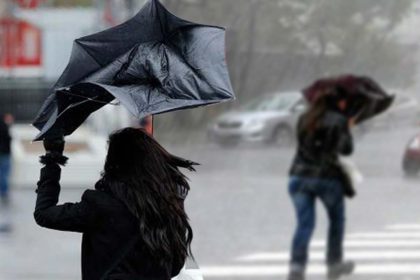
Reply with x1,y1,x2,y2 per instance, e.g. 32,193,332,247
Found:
207,92,306,147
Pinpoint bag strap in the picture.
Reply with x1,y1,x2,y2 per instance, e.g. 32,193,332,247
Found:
101,236,139,280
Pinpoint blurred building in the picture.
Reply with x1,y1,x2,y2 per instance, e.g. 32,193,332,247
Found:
0,0,142,188
0,0,141,125
2,0,419,123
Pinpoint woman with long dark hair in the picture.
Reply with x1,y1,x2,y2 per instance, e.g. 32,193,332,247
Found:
34,128,196,280
287,87,356,280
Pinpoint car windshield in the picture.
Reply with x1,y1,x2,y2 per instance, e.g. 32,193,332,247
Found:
241,93,301,112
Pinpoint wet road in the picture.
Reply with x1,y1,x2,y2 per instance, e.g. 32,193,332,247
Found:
1,124,420,280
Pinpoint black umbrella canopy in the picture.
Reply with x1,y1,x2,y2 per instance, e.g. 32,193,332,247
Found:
302,75,395,124
33,0,235,140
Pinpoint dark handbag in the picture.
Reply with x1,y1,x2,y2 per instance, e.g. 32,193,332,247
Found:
337,164,356,198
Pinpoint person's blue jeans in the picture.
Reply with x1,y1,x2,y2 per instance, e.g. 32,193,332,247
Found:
0,155,11,199
289,176,345,268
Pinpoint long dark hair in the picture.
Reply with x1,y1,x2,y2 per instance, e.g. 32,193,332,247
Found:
300,92,343,134
101,127,196,267
300,77,351,134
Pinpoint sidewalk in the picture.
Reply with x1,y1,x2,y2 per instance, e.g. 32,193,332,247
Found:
0,190,82,280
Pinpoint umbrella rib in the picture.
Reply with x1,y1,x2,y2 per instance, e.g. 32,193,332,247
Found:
55,98,94,120
157,0,225,34
65,91,119,106
168,50,214,99
75,40,104,68
155,0,167,42
113,45,140,83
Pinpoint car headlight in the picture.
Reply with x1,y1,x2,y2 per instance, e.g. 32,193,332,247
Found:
409,137,420,150
247,119,265,128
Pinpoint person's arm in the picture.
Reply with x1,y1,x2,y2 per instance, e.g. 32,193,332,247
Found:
34,139,98,232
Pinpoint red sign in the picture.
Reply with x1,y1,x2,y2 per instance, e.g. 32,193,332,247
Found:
15,0,43,9
0,18,42,68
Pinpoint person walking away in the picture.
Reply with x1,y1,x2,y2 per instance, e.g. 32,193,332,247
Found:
0,113,13,205
34,128,197,280
287,91,356,280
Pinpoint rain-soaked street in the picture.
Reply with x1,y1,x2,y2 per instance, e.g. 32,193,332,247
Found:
2,123,420,280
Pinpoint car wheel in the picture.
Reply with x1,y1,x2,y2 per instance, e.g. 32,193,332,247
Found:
403,159,420,177
271,125,294,147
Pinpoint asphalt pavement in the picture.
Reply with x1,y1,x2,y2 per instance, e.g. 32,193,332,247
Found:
1,124,420,280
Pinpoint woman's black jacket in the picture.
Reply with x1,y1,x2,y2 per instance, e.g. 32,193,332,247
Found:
289,110,354,180
34,157,184,280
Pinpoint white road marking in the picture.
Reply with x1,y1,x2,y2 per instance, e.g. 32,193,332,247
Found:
386,224,420,231
200,264,420,277
348,232,420,239
237,250,420,262
218,225,420,278
311,239,420,248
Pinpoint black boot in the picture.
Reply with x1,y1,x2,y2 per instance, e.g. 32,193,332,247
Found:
327,261,355,280
287,264,305,280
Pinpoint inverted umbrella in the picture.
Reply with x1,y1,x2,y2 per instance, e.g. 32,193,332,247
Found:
302,75,394,123
32,0,235,140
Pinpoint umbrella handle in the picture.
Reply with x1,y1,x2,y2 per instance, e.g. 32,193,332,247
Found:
353,107,366,120
351,105,370,125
